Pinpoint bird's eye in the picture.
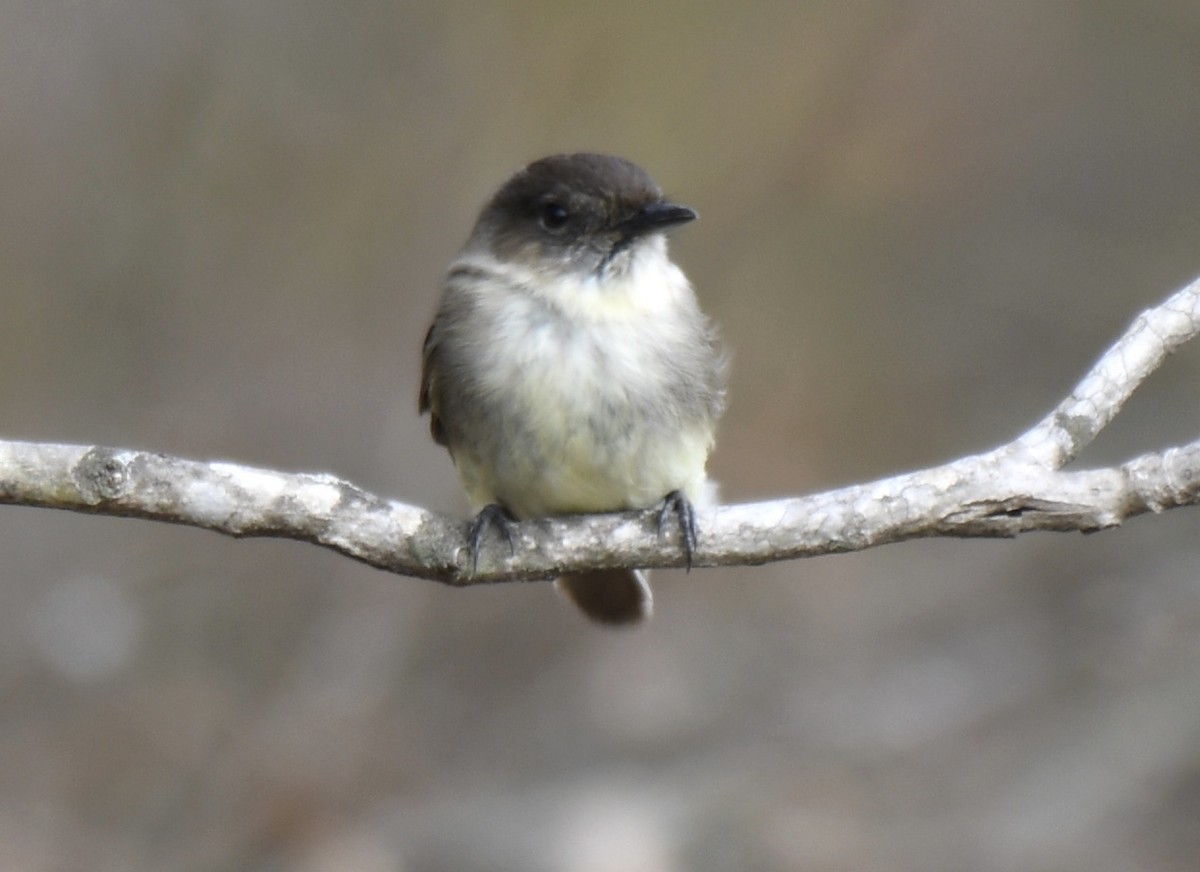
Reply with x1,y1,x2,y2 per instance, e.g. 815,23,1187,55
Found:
539,201,569,231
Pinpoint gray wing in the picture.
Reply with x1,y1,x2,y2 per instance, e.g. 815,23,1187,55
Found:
419,320,448,446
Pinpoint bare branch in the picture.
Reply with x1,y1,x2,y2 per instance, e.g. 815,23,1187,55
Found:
3,275,1200,585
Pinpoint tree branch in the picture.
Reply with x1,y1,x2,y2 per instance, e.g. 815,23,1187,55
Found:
3,276,1200,585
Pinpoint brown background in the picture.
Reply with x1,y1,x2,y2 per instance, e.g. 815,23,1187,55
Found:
3,3,1200,870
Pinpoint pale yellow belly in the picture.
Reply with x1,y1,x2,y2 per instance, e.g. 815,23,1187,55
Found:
455,421,713,518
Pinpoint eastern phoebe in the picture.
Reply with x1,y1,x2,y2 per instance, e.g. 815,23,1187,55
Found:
420,153,725,624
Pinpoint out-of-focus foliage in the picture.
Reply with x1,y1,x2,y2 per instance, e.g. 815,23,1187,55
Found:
3,3,1200,870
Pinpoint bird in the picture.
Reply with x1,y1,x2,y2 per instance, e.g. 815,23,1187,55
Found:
420,153,725,624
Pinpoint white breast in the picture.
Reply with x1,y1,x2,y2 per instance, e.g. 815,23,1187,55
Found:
448,246,716,517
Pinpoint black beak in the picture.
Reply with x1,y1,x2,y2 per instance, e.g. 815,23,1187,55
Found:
619,202,698,238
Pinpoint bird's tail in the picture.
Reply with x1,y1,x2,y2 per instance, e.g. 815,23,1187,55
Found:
555,569,652,625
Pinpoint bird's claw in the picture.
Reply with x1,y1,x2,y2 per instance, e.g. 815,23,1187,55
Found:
657,490,698,572
467,504,517,574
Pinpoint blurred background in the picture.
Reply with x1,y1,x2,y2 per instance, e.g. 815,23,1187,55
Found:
3,2,1200,870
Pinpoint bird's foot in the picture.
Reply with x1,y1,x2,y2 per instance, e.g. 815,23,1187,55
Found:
467,504,518,574
657,490,698,572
